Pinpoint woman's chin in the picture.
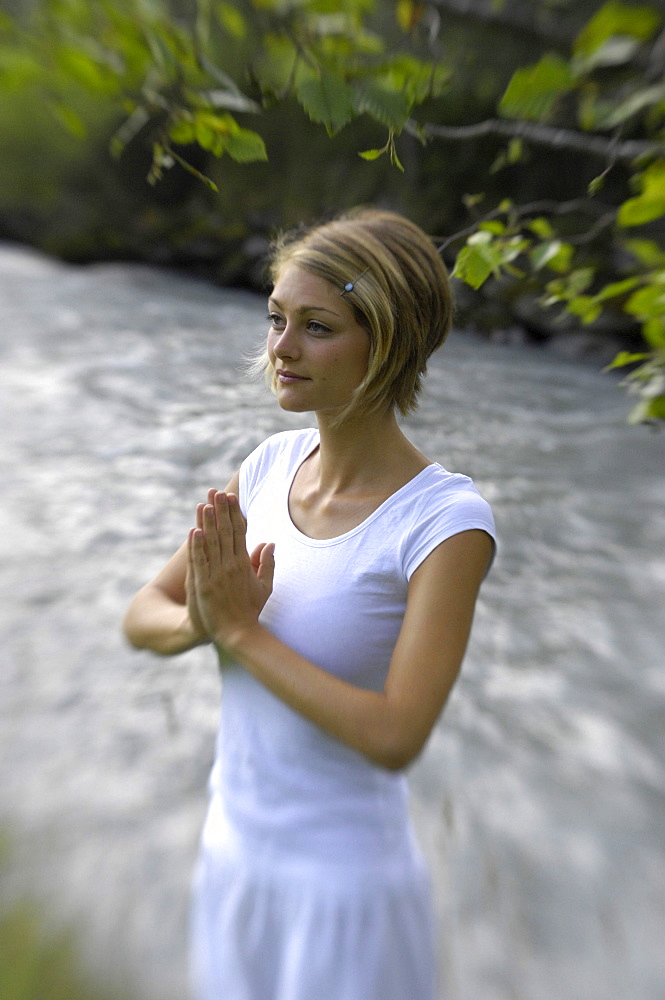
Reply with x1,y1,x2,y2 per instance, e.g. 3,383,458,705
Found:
277,397,310,413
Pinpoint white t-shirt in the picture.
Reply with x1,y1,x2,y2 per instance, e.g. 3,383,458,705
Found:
209,428,496,865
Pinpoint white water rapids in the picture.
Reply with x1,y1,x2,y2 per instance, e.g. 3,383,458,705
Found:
1,243,664,1000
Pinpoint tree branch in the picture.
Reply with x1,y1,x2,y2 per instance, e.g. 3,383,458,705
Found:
411,118,663,163
436,198,614,252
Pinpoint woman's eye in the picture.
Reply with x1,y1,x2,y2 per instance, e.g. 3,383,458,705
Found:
266,312,284,328
308,321,331,335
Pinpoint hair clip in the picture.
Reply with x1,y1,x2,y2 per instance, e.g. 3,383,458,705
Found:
340,267,369,296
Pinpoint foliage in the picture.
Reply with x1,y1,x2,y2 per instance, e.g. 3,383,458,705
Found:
0,0,664,423
0,0,447,185
445,0,665,425
0,833,124,1000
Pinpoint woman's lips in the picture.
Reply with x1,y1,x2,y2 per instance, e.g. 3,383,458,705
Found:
277,370,310,382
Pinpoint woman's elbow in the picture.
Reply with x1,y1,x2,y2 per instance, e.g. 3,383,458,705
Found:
378,744,425,772
366,722,428,772
122,601,149,650
122,585,165,651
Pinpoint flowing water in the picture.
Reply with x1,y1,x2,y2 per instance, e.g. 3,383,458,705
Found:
1,242,664,1000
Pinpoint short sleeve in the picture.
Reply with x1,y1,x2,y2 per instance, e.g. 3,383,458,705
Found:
238,428,319,518
402,482,496,581
238,437,277,518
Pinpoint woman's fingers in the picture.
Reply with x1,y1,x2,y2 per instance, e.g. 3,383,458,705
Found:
214,493,233,548
256,542,275,591
189,527,208,577
203,504,222,570
227,494,247,555
196,489,217,529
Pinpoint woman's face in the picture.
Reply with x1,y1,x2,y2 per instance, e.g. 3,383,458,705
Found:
267,263,371,417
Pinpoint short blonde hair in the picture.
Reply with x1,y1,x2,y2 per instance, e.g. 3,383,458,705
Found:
255,207,453,425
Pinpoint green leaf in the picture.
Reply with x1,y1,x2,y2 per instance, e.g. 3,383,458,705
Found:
545,267,595,305
468,230,494,246
169,118,197,145
573,35,641,74
574,0,661,58
358,148,383,161
295,70,355,134
606,350,648,370
530,240,574,273
620,197,665,226
175,110,268,162
568,268,596,296
453,231,509,288
52,103,87,138
452,245,495,289
624,284,665,321
500,235,530,263
56,46,118,93
567,295,602,323
254,35,298,95
547,242,574,273
627,392,665,424
0,48,42,88
351,77,412,129
531,239,563,270
624,239,665,268
588,175,605,196
396,0,421,32
223,127,268,163
528,217,554,239
596,277,642,301
499,54,575,122
380,55,449,104
479,220,505,235
463,192,486,210
643,316,665,347
528,216,554,240
619,161,665,227
215,2,247,39
643,396,665,420
490,137,525,173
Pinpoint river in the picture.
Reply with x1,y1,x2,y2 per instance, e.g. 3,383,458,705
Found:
1,242,664,1000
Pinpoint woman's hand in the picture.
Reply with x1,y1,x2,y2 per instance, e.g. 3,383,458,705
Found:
184,489,217,645
187,491,275,651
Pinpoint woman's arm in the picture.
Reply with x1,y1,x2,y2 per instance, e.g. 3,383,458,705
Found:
189,491,493,769
123,475,241,656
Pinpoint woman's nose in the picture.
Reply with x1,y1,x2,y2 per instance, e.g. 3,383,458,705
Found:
273,325,300,359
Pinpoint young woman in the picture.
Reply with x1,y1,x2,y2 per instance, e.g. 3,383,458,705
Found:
123,208,496,1000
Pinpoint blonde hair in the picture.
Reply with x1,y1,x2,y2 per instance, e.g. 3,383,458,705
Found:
253,207,453,425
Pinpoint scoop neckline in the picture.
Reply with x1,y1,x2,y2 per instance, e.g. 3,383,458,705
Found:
285,429,441,546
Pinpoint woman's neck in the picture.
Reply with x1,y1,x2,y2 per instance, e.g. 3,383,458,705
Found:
311,408,428,497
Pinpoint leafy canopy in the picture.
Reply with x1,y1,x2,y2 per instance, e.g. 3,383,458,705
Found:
1,0,664,423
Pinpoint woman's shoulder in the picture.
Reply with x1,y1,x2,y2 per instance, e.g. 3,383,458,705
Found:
243,427,318,469
395,464,496,578
406,462,492,509
239,428,318,507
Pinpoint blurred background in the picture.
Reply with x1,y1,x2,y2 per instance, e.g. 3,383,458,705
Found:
1,2,665,999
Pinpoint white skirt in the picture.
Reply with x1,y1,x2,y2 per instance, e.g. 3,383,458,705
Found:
189,798,437,1000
